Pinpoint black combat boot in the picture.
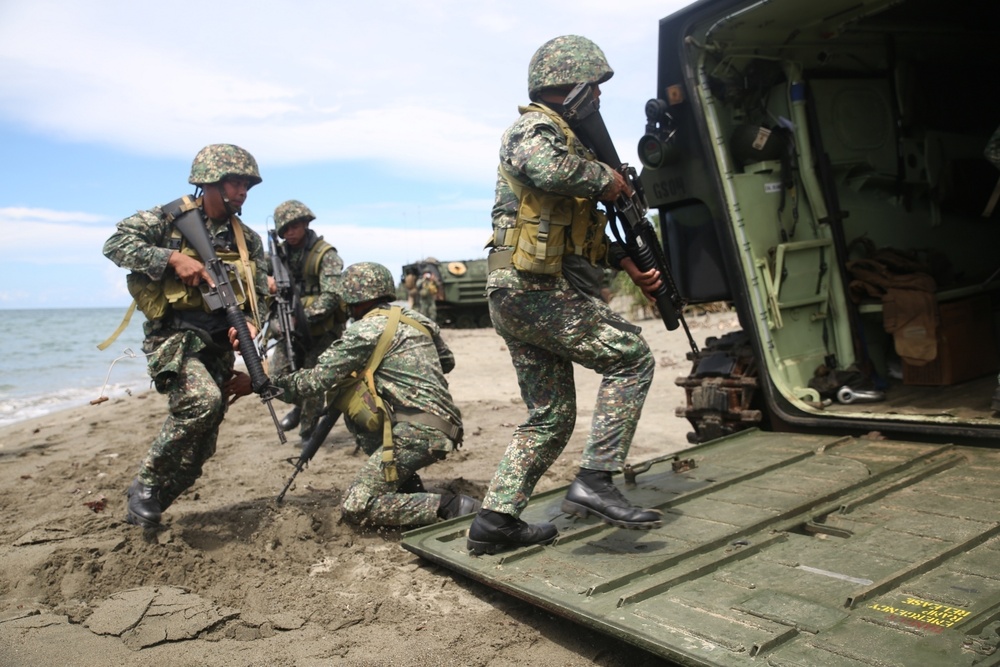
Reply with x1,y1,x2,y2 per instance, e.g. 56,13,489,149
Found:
279,405,301,432
126,479,162,528
466,509,558,555
437,494,482,520
561,469,663,529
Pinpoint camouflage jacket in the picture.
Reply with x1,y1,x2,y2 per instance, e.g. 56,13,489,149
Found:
281,229,344,325
488,104,626,293
274,303,460,427
105,201,269,309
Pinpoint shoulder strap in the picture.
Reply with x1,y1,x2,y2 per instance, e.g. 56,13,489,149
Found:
518,102,577,156
304,238,334,279
362,306,402,482
229,215,262,328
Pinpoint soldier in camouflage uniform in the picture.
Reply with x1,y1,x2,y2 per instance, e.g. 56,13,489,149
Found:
272,262,479,527
467,36,664,555
268,200,346,441
104,144,270,528
415,270,439,322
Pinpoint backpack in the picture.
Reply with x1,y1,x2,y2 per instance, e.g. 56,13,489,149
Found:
328,306,430,481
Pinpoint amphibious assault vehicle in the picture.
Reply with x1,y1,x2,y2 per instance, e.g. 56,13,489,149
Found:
403,1,1000,664
399,258,490,328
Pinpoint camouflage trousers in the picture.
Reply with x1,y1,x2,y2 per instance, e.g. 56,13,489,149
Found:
416,298,437,323
481,286,655,517
341,422,455,527
270,329,338,438
138,340,232,508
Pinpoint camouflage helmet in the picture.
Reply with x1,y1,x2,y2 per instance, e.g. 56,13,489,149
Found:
528,35,613,101
339,262,396,305
188,144,262,188
274,199,316,237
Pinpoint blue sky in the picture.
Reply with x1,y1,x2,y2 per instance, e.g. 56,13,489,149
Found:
0,0,690,309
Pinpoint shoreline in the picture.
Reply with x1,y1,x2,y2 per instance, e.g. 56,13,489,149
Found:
0,311,740,666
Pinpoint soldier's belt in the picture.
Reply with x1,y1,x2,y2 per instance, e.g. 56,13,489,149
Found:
487,249,514,273
393,407,463,443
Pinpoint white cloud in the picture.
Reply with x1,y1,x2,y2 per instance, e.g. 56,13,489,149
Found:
0,0,689,176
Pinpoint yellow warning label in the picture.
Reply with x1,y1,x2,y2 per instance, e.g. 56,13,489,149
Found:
868,596,970,633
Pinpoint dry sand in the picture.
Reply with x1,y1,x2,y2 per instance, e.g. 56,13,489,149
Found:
0,309,739,667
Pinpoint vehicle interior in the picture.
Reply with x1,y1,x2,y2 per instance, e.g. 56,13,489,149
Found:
649,0,1000,437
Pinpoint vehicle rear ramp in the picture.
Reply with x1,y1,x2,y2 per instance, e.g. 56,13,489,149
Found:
401,430,1000,666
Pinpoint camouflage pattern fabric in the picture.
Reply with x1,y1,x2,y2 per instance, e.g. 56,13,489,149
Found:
987,125,1000,171
482,287,654,516
188,144,262,187
481,85,655,518
415,275,438,322
272,303,462,527
339,261,397,304
274,199,316,236
527,35,613,100
104,199,269,505
488,106,617,294
269,228,345,437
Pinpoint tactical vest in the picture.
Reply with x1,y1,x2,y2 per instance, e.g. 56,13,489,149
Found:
292,235,339,336
328,306,461,482
492,102,609,275
127,225,255,319
101,199,258,351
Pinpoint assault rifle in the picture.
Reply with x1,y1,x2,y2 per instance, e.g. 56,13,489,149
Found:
276,409,337,502
172,202,287,444
561,82,699,356
267,228,311,371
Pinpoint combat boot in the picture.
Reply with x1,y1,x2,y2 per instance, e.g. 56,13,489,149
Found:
437,494,482,520
466,509,557,555
126,479,162,528
561,469,663,529
279,406,301,432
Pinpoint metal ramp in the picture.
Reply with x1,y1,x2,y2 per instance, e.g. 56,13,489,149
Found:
401,430,1000,666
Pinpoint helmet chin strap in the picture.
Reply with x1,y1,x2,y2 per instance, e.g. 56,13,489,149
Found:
209,183,241,217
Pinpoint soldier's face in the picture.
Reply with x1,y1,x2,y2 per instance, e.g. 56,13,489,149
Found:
283,221,308,247
203,178,249,218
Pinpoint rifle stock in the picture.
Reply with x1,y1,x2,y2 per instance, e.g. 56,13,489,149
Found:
172,205,287,444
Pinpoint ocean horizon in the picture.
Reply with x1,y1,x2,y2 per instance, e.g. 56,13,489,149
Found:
0,307,152,427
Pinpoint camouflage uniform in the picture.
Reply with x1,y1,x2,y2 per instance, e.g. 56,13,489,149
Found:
104,144,268,517
480,38,655,519
415,272,439,322
269,201,346,438
273,273,463,527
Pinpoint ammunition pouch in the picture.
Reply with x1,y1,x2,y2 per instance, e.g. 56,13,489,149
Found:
494,102,609,276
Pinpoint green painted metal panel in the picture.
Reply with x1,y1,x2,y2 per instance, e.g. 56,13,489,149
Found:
401,431,1000,665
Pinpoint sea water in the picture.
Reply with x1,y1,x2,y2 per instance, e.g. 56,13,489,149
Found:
0,307,152,426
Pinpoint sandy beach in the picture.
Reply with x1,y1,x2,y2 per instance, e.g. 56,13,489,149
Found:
0,309,739,667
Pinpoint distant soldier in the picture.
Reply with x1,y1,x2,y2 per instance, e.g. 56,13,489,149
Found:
268,200,346,441
272,262,479,527
103,144,269,528
416,270,439,322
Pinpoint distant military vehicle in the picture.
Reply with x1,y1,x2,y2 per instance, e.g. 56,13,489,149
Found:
405,1,1000,664
400,258,490,328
